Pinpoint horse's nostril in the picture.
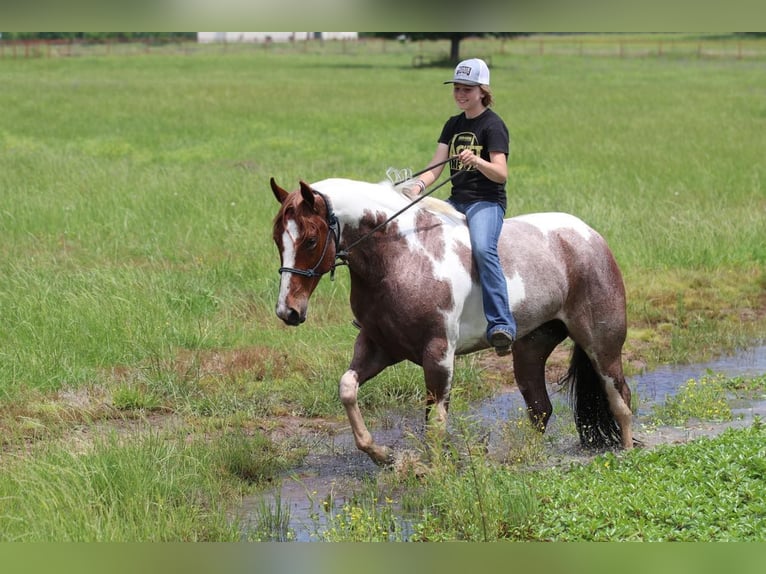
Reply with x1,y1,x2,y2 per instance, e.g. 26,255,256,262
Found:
285,308,302,326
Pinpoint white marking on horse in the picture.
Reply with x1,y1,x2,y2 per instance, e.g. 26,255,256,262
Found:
602,374,633,416
516,212,594,240
276,219,299,316
507,271,526,308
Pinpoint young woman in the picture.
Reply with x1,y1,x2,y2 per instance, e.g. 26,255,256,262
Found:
408,58,516,355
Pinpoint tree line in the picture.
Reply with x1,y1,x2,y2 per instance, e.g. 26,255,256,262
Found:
0,32,197,41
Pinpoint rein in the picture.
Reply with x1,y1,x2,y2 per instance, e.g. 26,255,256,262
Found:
392,155,456,186
336,169,463,260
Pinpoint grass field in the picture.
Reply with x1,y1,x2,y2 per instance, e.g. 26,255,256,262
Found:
0,36,765,540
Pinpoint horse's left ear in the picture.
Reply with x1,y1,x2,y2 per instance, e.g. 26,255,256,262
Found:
270,177,289,204
299,181,317,211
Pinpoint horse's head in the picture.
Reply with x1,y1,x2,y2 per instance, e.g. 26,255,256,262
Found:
271,178,340,326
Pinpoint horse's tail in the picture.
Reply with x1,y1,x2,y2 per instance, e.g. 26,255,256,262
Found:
563,343,622,449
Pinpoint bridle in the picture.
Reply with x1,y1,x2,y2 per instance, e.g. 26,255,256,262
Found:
277,189,343,280
278,157,464,281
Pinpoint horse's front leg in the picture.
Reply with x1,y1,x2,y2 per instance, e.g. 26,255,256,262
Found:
339,333,396,466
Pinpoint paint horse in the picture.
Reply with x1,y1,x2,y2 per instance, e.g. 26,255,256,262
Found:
271,177,634,465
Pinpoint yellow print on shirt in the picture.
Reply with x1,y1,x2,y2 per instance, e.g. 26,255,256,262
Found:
449,132,482,171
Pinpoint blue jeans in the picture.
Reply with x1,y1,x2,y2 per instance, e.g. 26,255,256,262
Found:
449,199,517,341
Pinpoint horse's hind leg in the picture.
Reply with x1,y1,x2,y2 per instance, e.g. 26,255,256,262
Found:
511,321,568,430
566,317,633,449
596,352,633,449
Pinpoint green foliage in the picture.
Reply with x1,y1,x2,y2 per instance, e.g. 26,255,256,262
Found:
411,460,537,541
218,430,296,484
320,493,407,542
520,423,766,541
247,491,294,542
722,373,766,396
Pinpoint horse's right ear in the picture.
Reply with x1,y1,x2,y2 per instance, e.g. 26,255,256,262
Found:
270,177,289,204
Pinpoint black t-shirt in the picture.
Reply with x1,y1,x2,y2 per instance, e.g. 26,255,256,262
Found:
438,108,510,211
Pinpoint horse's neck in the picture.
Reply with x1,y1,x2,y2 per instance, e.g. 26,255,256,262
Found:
317,182,470,291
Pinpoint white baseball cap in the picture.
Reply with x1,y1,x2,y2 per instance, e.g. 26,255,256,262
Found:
444,58,490,86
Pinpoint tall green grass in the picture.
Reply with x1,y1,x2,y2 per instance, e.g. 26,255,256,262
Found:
0,433,232,541
0,43,764,405
0,427,299,541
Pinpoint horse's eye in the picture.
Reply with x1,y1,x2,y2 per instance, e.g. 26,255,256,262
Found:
305,237,318,250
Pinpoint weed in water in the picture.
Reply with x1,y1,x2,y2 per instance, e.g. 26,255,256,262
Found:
651,372,734,426
245,491,294,542
411,460,538,541
498,408,548,466
319,491,408,542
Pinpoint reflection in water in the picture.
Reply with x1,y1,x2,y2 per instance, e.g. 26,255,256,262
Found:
240,345,766,541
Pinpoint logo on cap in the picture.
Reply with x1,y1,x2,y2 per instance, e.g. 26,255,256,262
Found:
455,65,473,79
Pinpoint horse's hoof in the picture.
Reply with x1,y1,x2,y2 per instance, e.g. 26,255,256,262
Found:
369,446,394,467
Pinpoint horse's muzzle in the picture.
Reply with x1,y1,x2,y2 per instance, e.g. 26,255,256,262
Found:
277,306,305,326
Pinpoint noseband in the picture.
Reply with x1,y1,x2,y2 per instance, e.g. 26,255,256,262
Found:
278,190,345,280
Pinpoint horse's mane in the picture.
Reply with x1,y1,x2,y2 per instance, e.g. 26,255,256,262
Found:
384,180,465,224
300,177,465,226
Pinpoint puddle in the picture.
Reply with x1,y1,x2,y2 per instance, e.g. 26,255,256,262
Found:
631,345,766,408
238,344,766,541
630,344,766,446
237,417,420,541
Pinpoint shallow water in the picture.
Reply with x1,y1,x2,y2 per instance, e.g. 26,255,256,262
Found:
632,345,766,409
239,345,766,541
474,345,766,427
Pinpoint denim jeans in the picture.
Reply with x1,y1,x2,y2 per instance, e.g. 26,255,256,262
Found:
449,199,517,341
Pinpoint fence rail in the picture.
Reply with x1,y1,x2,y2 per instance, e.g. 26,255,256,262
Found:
2,36,765,61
